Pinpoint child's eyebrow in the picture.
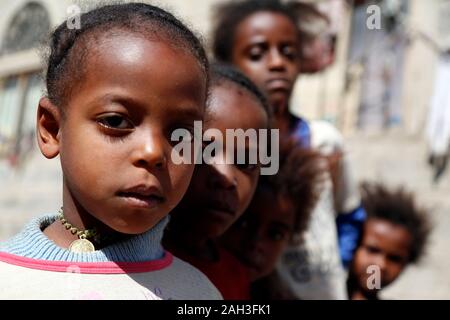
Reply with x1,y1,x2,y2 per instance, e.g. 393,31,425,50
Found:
89,94,203,119
271,221,293,232
246,37,268,47
89,93,147,110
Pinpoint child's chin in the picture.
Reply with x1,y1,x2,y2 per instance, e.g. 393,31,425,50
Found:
111,214,165,235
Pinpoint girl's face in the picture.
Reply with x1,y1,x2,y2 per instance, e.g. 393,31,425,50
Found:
231,11,300,114
177,82,268,238
351,218,412,293
222,188,295,281
45,34,207,234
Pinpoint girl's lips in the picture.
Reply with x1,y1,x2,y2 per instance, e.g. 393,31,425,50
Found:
119,193,164,209
117,185,165,209
207,198,239,216
265,78,292,91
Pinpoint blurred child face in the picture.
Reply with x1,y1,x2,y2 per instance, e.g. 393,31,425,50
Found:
41,33,206,234
351,218,413,293
222,188,295,281
178,82,268,238
231,11,300,114
300,36,335,74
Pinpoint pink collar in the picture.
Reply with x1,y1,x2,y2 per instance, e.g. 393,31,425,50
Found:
0,251,173,274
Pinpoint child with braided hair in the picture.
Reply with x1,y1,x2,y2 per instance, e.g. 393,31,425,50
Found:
0,3,221,300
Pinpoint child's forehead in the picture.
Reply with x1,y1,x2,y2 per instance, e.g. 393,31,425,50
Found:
254,187,292,210
206,83,266,120
236,11,298,39
65,30,178,85
61,33,206,114
81,33,203,80
366,217,403,230
83,29,185,59
365,218,413,244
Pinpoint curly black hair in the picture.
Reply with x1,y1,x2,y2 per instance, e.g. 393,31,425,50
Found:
209,62,272,118
44,2,208,109
360,182,432,263
258,139,326,241
211,0,300,63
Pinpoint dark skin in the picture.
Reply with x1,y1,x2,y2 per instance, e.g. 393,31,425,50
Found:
349,218,413,300
231,11,301,135
300,36,335,74
222,187,295,281
232,11,344,212
38,32,207,249
164,82,268,261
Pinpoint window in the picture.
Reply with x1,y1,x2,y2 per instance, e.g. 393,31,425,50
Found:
1,2,50,56
0,73,43,163
0,2,49,165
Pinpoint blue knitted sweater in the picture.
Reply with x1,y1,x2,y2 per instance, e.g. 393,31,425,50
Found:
0,214,168,263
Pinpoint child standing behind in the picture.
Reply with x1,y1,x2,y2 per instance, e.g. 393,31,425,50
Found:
163,64,272,299
212,0,364,299
348,183,431,300
222,142,325,299
0,3,221,300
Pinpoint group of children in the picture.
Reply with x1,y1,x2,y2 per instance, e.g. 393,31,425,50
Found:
0,0,431,300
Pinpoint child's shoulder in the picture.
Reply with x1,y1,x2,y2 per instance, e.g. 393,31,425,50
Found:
0,253,223,300
164,255,224,299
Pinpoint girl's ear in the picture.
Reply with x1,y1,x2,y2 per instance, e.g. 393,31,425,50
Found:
37,97,61,159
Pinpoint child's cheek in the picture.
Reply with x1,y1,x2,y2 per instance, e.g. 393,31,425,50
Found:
353,250,371,276
168,162,196,201
237,174,258,213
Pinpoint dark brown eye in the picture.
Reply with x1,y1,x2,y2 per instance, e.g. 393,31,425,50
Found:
98,115,133,130
388,254,406,264
236,162,259,172
282,45,298,60
268,228,287,241
235,148,260,172
248,46,264,61
365,245,381,254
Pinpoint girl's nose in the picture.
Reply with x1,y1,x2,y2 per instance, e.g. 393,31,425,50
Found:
132,130,167,170
245,231,265,257
211,163,238,190
268,48,286,71
374,255,388,272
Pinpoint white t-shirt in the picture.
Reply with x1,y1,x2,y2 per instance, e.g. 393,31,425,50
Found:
277,120,359,300
0,252,223,300
277,175,348,300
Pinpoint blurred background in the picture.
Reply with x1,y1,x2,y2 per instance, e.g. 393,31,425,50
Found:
0,0,449,299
